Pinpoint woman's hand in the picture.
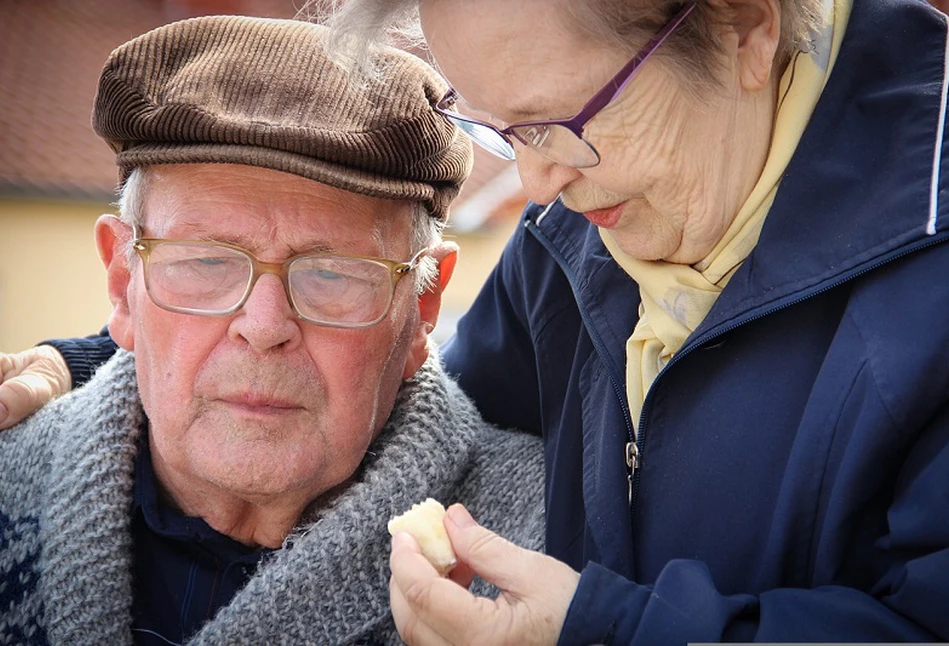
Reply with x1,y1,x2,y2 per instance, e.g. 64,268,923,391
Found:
389,503,580,645
0,346,71,429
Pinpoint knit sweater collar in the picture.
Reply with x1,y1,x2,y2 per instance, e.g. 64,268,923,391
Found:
39,349,482,644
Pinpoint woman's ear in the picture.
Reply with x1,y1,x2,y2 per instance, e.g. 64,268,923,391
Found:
95,215,135,351
402,241,459,380
727,0,782,91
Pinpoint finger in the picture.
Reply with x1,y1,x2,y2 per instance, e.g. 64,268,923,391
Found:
29,345,73,392
446,558,475,589
0,346,71,430
390,532,489,643
0,354,10,427
0,373,57,430
444,504,539,595
389,573,453,646
0,352,14,377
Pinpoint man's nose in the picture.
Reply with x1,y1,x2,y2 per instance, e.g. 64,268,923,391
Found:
514,145,583,206
228,274,301,352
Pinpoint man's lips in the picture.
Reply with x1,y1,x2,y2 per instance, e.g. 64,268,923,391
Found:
218,394,303,412
582,203,623,228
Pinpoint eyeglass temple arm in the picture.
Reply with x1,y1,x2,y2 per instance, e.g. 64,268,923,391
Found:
395,246,431,275
573,2,697,123
438,89,458,109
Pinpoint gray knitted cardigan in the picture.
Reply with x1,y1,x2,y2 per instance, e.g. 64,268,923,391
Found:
0,350,545,645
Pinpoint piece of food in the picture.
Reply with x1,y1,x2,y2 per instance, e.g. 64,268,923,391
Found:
387,498,457,575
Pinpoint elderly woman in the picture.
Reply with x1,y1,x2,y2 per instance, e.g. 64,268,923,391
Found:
325,0,949,643
2,0,949,643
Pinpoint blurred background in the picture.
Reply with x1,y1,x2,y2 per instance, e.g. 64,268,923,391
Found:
1,0,946,350
0,0,528,350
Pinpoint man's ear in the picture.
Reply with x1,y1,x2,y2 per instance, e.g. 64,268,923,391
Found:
402,241,459,380
95,215,135,351
726,0,781,91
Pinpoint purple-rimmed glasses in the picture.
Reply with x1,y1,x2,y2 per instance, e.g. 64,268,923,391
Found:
434,2,696,168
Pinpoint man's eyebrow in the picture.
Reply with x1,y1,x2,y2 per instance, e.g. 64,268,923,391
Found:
192,232,337,255
290,242,337,255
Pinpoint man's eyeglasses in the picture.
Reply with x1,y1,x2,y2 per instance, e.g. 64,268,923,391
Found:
132,227,426,329
434,2,696,169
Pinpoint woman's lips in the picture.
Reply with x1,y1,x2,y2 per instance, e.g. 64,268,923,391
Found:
582,203,623,228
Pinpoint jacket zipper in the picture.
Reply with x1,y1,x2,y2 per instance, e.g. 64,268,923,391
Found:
523,218,638,500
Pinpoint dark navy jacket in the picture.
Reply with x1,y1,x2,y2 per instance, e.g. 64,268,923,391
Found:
45,0,949,642
442,0,949,642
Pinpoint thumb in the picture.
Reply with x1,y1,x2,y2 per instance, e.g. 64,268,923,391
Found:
0,347,70,430
0,372,55,429
444,504,536,594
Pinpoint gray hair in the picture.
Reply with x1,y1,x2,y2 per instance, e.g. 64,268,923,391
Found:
310,0,823,90
117,167,443,295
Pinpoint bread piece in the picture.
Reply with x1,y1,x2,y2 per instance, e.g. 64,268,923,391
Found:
388,498,457,575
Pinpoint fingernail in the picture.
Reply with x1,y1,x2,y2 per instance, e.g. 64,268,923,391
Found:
391,531,415,549
447,504,476,529
392,531,407,545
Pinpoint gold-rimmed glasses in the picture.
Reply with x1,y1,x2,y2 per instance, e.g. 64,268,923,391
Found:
131,227,426,329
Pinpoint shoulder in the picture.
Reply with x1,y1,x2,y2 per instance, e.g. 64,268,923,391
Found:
844,239,949,426
0,351,141,514
385,353,547,550
453,423,546,553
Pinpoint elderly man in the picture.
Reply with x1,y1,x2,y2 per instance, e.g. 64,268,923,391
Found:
0,16,544,645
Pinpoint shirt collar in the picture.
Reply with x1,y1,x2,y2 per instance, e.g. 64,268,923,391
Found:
132,427,270,563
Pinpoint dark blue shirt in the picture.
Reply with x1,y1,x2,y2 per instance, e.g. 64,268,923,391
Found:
131,433,272,645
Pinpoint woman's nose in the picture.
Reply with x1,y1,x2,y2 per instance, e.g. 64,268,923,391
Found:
513,145,583,205
515,144,580,204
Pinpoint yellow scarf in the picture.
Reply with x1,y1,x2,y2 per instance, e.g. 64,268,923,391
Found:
601,0,851,432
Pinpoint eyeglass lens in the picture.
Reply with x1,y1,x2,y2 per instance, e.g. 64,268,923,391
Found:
508,124,600,168
446,115,517,160
444,110,600,168
143,242,395,326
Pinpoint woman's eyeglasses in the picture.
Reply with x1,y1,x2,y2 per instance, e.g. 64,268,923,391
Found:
434,3,696,169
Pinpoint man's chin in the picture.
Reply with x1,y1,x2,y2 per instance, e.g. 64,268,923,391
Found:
193,452,320,499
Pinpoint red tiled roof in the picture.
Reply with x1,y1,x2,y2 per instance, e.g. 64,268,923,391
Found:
0,0,295,199
0,0,522,219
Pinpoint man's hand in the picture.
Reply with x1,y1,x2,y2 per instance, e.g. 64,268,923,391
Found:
389,503,580,645
0,346,72,430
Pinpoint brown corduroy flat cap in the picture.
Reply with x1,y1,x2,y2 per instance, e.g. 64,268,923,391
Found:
93,16,472,221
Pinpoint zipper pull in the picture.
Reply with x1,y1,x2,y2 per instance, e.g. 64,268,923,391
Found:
626,441,640,503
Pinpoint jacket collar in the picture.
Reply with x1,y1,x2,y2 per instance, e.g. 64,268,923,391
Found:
527,0,949,358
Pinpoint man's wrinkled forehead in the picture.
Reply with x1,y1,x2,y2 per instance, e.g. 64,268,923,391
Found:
138,164,415,257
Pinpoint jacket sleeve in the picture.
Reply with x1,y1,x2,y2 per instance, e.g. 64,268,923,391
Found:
558,406,949,645
38,326,118,389
441,220,543,435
